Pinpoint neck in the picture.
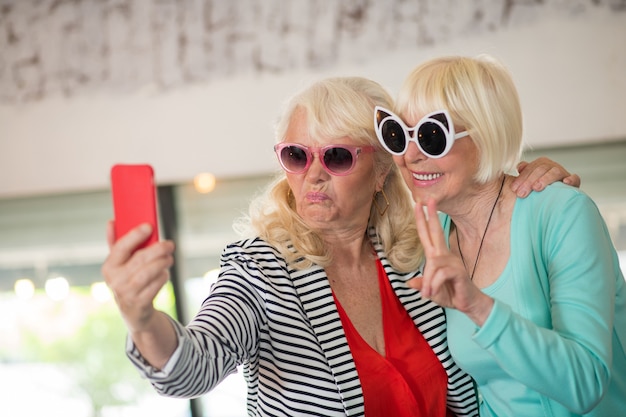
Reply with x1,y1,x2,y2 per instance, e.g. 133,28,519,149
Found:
450,175,508,236
324,231,376,286
321,227,371,264
454,175,506,281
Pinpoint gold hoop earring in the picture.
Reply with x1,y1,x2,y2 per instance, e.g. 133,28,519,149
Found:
373,189,390,217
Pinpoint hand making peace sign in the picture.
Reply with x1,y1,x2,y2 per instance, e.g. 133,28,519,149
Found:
408,198,495,327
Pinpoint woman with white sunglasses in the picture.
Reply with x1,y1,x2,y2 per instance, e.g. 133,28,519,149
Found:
381,55,626,417
102,75,578,416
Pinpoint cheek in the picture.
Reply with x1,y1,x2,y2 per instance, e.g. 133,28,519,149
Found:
285,175,302,199
392,156,413,183
392,155,405,167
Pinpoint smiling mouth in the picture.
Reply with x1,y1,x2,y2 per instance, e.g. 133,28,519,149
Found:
412,172,443,181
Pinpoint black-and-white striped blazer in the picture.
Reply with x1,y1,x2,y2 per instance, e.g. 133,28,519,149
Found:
128,234,478,416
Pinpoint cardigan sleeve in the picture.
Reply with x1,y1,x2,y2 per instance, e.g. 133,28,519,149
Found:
472,186,621,413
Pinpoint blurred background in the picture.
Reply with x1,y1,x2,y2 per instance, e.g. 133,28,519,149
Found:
1,1,625,416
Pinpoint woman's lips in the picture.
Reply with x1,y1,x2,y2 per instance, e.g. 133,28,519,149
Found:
306,192,328,202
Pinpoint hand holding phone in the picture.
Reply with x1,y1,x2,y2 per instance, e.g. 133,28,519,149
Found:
110,164,159,250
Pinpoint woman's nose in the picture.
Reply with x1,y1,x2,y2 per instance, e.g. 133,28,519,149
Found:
305,153,328,180
404,140,426,162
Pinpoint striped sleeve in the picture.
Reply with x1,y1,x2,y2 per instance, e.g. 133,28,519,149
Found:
126,237,353,416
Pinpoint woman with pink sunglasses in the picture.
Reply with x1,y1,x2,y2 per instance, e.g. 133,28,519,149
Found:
102,76,578,416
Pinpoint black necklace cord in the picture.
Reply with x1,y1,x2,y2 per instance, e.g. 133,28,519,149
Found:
455,175,506,281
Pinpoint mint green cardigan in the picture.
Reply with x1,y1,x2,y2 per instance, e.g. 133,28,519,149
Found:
443,182,626,417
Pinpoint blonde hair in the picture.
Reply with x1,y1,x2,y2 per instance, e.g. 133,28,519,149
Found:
235,77,423,272
396,55,523,183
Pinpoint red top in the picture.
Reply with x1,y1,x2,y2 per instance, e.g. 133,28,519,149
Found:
333,259,452,417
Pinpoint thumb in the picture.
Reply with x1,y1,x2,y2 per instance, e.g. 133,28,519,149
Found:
407,276,424,290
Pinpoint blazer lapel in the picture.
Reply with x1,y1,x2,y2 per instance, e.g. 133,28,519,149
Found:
289,260,365,416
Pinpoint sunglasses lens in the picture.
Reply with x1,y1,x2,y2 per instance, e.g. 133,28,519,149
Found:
323,147,354,174
280,145,308,172
417,122,447,156
380,119,407,153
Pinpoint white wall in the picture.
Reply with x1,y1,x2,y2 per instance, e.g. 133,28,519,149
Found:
0,3,624,198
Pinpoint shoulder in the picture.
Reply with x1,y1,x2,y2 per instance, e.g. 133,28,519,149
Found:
520,182,590,206
516,182,598,219
220,237,289,276
223,236,282,258
514,183,611,251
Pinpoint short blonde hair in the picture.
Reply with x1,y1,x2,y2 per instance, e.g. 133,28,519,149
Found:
396,55,523,183
236,77,423,272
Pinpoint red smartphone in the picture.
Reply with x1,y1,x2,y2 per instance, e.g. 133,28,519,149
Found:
110,164,159,249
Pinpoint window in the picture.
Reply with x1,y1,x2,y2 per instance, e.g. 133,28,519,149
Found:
0,191,189,416
0,174,272,417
